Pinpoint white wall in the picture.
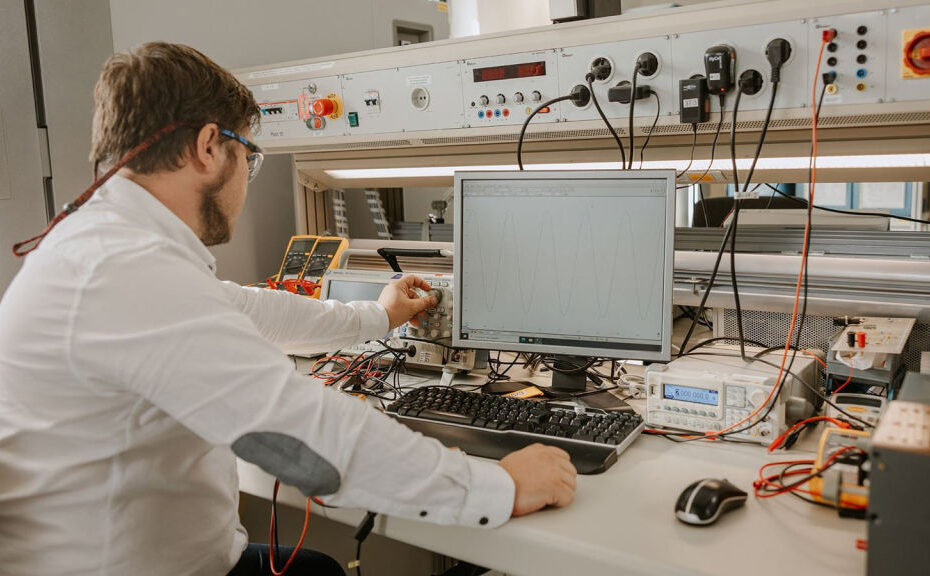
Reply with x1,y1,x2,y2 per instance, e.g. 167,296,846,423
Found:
0,0,51,296
108,0,450,283
35,0,113,212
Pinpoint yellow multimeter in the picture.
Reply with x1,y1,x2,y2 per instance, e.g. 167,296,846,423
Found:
275,235,348,298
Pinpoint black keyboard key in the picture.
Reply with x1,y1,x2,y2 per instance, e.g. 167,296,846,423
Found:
418,408,474,425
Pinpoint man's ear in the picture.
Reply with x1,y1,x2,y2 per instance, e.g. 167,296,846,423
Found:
191,123,223,174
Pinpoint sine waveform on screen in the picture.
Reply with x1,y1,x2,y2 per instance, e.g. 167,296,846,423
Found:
460,180,667,342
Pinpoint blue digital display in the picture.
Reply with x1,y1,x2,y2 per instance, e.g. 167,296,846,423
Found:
663,384,719,406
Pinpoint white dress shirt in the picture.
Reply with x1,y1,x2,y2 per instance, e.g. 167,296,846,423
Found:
0,175,514,576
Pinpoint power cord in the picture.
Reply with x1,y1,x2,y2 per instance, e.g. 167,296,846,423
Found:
585,74,627,168
675,123,698,178
517,94,578,170
638,90,661,168
348,511,377,576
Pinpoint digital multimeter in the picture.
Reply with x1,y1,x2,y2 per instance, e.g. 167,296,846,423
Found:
274,235,348,297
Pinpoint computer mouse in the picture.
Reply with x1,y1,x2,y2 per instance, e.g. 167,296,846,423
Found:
674,478,747,526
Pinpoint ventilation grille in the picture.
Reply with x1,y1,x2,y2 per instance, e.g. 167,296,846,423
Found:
304,139,413,152
343,253,453,274
719,309,930,374
297,110,930,152
419,128,615,146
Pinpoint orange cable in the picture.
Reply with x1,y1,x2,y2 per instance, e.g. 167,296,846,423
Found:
697,37,830,442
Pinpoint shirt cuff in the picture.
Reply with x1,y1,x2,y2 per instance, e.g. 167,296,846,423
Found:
350,301,390,342
458,457,515,529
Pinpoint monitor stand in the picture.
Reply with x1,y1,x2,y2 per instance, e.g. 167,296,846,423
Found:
549,355,590,393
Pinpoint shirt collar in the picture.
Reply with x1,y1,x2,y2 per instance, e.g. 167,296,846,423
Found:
92,175,218,273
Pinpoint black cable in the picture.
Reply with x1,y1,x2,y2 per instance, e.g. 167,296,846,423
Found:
691,93,727,186
729,88,744,193
517,94,576,170
676,88,745,357
763,183,930,226
675,222,736,357
586,76,627,168
684,93,726,226
638,90,661,168
354,540,363,576
628,63,641,169
684,336,769,354
399,336,456,350
740,84,778,194
729,82,780,361
674,123,698,178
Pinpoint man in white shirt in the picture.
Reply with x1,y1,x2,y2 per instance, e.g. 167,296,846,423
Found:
0,42,576,576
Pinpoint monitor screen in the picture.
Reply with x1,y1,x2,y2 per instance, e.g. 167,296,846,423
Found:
453,171,674,362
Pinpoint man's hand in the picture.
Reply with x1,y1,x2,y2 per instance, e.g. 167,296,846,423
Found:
499,444,577,517
378,275,438,330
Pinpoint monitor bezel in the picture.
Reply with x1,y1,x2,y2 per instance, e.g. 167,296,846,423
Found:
452,170,676,362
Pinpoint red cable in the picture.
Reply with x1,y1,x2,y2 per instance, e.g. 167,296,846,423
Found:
268,480,312,576
833,366,854,394
767,416,851,452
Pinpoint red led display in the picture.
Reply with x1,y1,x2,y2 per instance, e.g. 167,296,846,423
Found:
473,61,546,83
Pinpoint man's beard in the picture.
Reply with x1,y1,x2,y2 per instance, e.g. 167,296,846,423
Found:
199,159,235,246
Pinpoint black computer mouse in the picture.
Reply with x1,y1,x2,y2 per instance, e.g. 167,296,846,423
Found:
674,478,747,526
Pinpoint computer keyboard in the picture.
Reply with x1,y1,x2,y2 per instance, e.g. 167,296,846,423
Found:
385,387,644,474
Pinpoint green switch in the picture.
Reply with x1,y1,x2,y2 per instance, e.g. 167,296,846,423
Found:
348,112,359,128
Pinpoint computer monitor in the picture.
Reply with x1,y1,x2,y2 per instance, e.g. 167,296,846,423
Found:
453,170,676,391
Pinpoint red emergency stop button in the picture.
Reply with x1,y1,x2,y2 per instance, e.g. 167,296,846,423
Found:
312,98,337,117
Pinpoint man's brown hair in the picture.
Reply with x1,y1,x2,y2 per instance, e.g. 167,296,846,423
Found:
90,42,259,174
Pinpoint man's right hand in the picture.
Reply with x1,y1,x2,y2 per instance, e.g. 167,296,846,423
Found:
499,443,577,517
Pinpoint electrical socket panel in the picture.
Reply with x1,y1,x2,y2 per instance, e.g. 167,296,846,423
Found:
247,4,930,147
670,21,810,115
341,61,465,135
558,37,674,122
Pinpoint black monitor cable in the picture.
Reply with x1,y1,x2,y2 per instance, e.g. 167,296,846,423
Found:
517,94,576,170
586,74,627,168
638,90,661,168
764,183,930,226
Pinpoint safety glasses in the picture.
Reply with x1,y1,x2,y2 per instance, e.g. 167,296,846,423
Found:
218,128,264,182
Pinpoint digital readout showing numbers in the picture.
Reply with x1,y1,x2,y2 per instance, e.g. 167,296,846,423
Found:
663,384,719,406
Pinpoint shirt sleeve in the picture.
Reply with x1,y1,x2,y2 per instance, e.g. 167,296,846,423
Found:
69,246,514,528
218,281,389,355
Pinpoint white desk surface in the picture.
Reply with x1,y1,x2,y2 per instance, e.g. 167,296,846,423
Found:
238,367,866,576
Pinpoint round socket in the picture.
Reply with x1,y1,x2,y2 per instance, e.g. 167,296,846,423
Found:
570,84,592,108
410,87,430,111
738,69,764,96
636,52,660,78
590,56,614,82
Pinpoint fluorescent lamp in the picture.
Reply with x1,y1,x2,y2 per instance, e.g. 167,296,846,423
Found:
323,154,930,180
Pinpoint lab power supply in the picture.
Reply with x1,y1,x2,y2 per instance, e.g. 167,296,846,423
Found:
644,345,821,444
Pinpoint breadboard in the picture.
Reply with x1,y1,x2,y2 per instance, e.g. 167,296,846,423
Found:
831,317,916,355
